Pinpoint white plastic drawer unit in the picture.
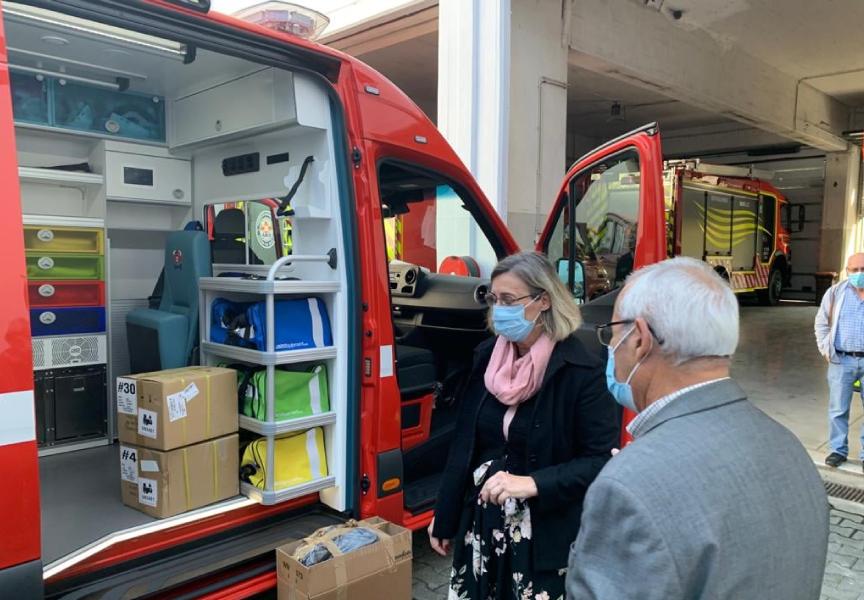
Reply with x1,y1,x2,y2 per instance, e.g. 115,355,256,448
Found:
104,150,192,205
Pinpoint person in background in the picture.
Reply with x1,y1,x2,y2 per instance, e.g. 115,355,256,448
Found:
815,252,864,471
429,251,618,600
567,257,829,600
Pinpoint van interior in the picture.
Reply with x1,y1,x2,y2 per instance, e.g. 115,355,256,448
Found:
6,1,506,573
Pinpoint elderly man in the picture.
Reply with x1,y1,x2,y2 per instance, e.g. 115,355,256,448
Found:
815,252,864,470
566,257,829,600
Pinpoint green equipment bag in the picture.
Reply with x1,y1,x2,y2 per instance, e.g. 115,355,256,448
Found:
235,364,330,421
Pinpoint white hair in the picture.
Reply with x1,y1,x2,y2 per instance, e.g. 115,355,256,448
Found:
617,257,739,364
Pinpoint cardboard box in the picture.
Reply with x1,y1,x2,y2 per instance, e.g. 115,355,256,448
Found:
277,517,412,600
117,366,238,451
120,433,239,518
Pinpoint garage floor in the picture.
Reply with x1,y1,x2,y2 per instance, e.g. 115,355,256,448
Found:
735,302,864,469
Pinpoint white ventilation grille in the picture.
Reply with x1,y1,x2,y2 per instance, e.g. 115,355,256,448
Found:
32,335,107,370
32,338,47,369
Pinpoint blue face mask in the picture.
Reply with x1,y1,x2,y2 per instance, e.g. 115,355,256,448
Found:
605,326,651,412
491,297,539,343
849,272,864,289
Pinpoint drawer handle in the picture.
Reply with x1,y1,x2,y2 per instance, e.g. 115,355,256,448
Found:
37,256,55,270
173,188,184,200
39,311,56,325
38,284,56,298
37,229,55,242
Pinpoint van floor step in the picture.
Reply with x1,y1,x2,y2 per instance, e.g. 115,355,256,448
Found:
404,472,442,514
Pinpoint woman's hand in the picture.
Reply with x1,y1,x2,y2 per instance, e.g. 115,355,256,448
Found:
428,517,452,556
479,472,538,505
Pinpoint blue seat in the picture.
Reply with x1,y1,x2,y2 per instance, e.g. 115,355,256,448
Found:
126,231,212,373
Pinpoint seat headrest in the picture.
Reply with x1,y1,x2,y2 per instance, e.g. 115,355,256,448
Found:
213,208,246,236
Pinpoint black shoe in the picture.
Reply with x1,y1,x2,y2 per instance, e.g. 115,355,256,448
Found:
825,452,847,468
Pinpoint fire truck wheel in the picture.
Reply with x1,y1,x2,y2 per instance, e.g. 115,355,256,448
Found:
758,269,783,306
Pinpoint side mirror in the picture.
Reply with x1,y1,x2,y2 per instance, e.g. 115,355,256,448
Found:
556,258,587,302
573,260,586,302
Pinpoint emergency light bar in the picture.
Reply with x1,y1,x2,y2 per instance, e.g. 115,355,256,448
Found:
233,2,329,40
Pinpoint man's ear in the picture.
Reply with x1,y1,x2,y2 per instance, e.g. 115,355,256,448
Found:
633,318,654,359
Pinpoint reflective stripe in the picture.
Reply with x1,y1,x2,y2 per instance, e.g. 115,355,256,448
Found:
306,429,322,479
0,391,35,446
309,368,322,414
308,298,325,347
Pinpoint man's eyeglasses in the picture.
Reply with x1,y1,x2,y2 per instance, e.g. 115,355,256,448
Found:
484,293,539,307
595,320,664,347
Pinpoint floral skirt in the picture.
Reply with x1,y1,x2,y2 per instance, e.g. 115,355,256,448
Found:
448,460,565,600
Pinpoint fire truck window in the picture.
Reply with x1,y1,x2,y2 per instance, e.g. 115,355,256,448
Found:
547,150,640,301
378,162,498,277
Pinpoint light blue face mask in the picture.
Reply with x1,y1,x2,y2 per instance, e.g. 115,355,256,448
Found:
605,326,652,412
849,272,864,289
491,297,539,343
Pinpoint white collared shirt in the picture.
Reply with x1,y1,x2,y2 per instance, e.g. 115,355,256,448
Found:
626,378,730,438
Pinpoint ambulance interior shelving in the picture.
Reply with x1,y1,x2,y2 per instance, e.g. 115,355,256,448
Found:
8,2,355,569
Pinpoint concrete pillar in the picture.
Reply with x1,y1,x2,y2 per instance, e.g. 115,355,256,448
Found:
438,0,569,249
506,0,568,248
437,0,511,216
819,147,862,275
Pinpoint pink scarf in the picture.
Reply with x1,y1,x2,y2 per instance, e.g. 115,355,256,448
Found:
484,334,556,439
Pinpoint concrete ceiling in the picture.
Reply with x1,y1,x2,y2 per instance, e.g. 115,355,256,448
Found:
650,0,864,105
332,0,864,151
566,63,732,139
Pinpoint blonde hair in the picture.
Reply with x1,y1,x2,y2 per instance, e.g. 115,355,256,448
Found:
489,251,582,341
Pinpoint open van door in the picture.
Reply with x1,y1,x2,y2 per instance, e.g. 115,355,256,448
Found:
536,123,665,437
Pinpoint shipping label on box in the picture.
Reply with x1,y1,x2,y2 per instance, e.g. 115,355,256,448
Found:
117,366,238,451
120,434,239,518
276,517,412,600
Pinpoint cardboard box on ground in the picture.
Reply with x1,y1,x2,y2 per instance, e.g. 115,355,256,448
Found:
120,434,239,518
117,366,238,450
277,517,412,600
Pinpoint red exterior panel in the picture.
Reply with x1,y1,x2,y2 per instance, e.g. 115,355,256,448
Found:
0,2,41,574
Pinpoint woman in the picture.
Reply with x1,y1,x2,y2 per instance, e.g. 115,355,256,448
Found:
428,251,619,600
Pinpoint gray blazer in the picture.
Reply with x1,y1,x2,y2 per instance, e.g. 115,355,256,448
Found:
566,379,829,600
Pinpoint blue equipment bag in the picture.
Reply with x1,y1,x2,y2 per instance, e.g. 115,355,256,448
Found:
211,297,332,351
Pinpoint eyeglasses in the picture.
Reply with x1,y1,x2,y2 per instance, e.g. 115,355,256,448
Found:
484,292,539,307
595,320,665,347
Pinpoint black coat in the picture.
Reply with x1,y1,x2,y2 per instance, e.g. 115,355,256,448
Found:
431,334,619,572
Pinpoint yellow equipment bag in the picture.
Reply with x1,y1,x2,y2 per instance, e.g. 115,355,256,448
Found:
240,428,328,490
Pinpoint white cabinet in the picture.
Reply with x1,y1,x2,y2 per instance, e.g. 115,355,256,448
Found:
104,149,191,205
170,68,297,151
